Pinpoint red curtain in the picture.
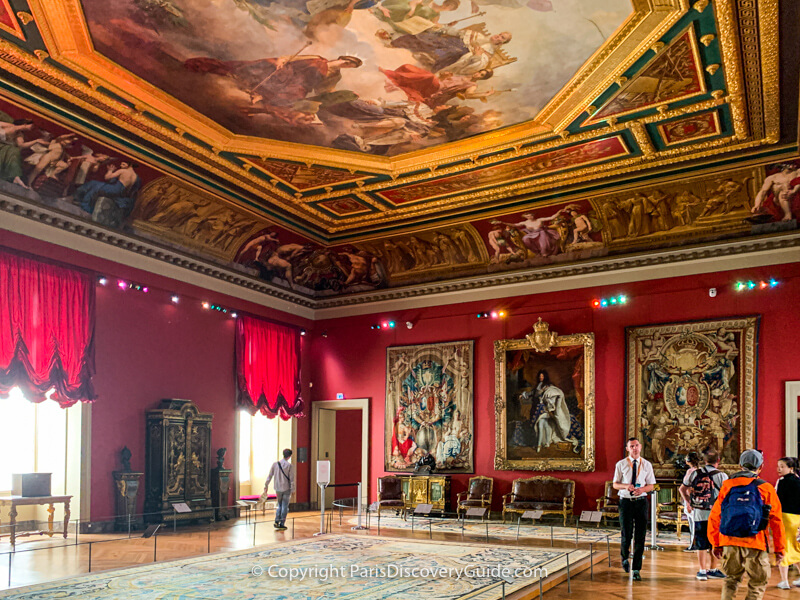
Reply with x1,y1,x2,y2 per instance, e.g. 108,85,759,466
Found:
0,250,96,406
235,315,303,419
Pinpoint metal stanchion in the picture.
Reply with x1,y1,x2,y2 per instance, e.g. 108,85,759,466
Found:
648,490,664,551
253,520,257,546
538,574,543,600
590,543,594,580
314,483,328,536
8,552,11,587
207,521,211,553
550,525,554,547
566,551,571,593
153,533,158,563
606,534,611,566
291,518,295,539
75,519,79,545
352,483,366,530
502,580,506,600
88,542,93,572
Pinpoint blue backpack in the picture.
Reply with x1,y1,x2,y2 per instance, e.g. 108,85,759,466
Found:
719,478,767,538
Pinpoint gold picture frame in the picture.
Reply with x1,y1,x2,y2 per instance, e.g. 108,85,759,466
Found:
626,316,758,478
494,319,595,471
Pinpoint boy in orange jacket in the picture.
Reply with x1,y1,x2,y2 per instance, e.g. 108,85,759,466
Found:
708,449,786,600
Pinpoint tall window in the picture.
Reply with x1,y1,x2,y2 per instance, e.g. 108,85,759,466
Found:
237,410,292,497
0,387,82,518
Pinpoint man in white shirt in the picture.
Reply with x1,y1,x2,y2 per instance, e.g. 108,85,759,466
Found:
260,448,295,530
613,438,656,581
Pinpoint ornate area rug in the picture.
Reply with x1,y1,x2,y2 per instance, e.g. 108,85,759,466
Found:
364,516,690,548
0,535,590,600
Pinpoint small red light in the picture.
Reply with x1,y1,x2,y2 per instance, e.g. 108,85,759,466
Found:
382,321,389,328
759,281,768,289
490,311,498,319
592,299,600,308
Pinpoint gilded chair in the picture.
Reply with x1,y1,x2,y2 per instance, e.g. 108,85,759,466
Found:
376,476,406,520
456,476,493,519
595,481,620,528
655,483,689,540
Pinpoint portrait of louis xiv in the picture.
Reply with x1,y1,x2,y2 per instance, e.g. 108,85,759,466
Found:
495,319,595,471
626,317,758,477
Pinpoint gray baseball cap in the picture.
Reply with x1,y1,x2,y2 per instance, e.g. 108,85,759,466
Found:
739,449,764,470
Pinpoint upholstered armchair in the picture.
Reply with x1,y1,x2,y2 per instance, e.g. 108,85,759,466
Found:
456,476,493,519
596,481,620,527
655,483,688,540
376,476,406,520
502,476,575,525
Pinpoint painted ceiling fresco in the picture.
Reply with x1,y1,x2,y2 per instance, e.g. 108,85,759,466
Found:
0,0,793,303
81,0,630,156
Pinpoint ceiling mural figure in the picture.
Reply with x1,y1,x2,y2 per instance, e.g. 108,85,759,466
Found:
0,104,149,230
235,228,389,294
81,0,631,154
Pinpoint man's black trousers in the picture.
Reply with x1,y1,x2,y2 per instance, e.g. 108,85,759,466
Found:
619,497,648,571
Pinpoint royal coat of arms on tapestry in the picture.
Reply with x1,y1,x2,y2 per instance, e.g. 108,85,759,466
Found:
626,317,758,477
385,341,474,473
494,319,595,472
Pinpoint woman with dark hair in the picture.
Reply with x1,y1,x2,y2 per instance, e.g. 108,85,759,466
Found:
777,456,800,589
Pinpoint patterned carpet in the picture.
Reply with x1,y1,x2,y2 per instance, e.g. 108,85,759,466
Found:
0,535,590,600
365,516,691,547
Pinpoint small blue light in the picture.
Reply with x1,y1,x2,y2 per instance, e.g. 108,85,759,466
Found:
619,295,627,304
770,279,779,287
610,297,617,305
600,299,608,307
747,281,756,289
389,321,396,328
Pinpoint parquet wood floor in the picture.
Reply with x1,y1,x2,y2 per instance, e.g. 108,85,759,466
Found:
0,511,794,599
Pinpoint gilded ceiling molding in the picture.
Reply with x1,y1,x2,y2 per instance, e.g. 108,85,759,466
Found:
757,0,781,143
714,0,750,140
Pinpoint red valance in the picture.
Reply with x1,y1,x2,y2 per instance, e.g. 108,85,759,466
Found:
0,250,96,406
235,315,303,419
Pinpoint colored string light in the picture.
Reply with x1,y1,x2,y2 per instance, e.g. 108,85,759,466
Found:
592,294,629,309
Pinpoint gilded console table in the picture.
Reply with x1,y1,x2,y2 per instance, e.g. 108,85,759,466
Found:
399,476,450,512
0,495,71,548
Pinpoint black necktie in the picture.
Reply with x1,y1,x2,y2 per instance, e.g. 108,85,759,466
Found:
631,460,638,486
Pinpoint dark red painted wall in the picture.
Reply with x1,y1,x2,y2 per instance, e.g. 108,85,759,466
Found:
0,231,313,521
309,262,800,513
334,410,363,500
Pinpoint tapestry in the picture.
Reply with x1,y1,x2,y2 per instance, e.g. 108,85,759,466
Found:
385,341,474,473
494,319,595,471
0,535,586,600
626,317,758,477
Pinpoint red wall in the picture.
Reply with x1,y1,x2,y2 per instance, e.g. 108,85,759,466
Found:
334,410,363,500
0,231,313,521
309,262,800,513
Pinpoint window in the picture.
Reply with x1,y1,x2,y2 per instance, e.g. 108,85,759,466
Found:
237,410,292,497
0,387,82,521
